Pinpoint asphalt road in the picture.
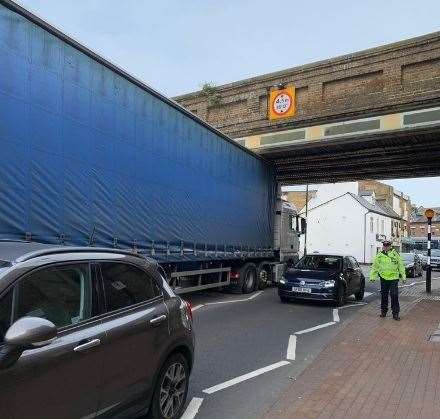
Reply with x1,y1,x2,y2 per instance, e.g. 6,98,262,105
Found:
182,270,381,419
182,267,440,419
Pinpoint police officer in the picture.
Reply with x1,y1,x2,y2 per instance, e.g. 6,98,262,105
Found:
369,240,406,320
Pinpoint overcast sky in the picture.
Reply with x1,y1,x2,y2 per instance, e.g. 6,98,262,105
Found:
18,0,440,207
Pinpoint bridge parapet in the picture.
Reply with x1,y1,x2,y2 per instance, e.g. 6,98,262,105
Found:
175,32,440,139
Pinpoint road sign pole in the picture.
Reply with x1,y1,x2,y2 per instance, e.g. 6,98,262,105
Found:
425,209,435,294
426,217,432,293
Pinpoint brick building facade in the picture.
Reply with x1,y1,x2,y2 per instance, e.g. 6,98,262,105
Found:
358,180,412,238
410,207,440,237
282,190,316,212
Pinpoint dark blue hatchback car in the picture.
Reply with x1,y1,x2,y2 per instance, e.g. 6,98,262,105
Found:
278,254,365,306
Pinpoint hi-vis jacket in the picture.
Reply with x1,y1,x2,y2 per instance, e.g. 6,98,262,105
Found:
370,249,406,282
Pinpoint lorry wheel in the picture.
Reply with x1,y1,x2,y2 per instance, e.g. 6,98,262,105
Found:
257,263,270,290
241,263,257,294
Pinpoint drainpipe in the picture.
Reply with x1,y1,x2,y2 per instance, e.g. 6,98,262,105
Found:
364,211,371,264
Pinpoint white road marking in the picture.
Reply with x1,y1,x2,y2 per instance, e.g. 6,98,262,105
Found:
205,291,263,306
202,360,290,394
340,303,367,309
295,321,336,335
333,309,340,323
364,291,374,297
286,335,297,360
399,281,421,288
181,397,204,419
191,291,263,312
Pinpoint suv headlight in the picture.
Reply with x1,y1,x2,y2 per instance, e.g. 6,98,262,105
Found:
321,280,335,289
279,277,286,285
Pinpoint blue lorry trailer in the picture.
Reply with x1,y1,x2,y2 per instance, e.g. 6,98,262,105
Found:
0,0,302,293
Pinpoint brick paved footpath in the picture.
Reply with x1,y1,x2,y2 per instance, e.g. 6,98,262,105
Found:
263,291,440,419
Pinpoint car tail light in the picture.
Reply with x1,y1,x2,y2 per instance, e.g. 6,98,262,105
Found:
230,271,240,281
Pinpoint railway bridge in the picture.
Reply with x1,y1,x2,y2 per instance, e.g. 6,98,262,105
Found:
175,32,440,183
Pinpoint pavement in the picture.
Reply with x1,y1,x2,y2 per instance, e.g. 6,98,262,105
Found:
262,275,440,419
180,269,440,419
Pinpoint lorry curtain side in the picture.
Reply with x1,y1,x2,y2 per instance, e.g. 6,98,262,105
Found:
0,3,275,255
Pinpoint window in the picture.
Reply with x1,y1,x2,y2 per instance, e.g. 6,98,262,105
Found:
370,217,374,233
100,263,161,312
16,264,93,328
345,257,356,269
290,215,296,231
0,291,13,344
296,255,342,271
349,257,359,268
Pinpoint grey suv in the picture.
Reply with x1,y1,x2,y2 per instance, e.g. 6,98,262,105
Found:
0,241,194,419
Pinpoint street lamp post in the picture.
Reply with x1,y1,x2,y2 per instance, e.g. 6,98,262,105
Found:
425,208,435,294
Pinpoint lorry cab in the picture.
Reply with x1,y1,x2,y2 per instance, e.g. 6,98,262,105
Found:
274,199,304,265
270,197,306,284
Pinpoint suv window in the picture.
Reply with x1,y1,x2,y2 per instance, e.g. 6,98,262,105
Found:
0,291,12,343
16,264,93,328
100,263,161,312
349,257,359,268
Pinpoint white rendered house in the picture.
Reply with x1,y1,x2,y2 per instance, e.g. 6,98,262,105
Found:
299,184,401,263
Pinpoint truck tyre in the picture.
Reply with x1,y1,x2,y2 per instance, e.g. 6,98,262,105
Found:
257,263,270,290
240,263,257,294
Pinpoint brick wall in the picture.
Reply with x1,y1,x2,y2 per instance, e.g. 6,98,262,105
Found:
410,222,440,237
283,191,317,212
358,180,394,206
358,180,413,237
175,32,440,138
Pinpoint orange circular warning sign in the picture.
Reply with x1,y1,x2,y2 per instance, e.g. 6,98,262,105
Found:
272,92,293,115
268,86,296,120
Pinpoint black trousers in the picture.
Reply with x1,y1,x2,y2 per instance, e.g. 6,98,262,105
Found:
380,279,399,315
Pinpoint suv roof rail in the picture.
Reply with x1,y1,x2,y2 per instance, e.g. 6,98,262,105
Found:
15,247,148,263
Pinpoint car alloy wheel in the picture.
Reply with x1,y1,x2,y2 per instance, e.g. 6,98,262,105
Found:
159,362,187,418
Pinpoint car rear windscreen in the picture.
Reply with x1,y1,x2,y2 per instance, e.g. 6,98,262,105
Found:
296,255,342,271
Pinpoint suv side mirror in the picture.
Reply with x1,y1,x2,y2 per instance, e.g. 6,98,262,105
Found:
5,317,57,347
1,317,57,369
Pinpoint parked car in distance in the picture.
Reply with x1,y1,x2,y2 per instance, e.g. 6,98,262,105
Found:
278,253,365,306
416,249,440,270
415,251,429,270
401,253,423,277
0,241,194,419
430,249,440,270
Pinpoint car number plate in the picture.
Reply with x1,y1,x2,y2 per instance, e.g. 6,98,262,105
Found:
292,286,311,293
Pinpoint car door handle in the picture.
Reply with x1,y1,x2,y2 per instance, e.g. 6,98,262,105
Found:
150,315,167,325
74,338,101,353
